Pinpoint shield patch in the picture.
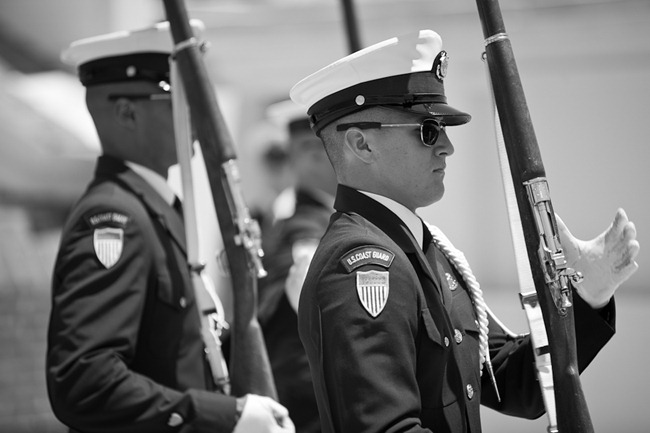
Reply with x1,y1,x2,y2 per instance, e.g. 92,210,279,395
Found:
93,227,124,269
356,270,389,318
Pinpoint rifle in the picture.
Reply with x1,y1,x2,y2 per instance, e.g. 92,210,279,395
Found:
162,0,277,399
170,56,230,394
475,1,593,431
339,0,362,53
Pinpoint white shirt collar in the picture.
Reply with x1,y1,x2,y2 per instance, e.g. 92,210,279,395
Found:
359,190,424,249
125,161,177,206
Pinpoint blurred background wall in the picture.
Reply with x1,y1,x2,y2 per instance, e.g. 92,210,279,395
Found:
0,0,647,431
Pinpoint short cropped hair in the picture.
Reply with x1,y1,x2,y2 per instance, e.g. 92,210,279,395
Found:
320,106,416,169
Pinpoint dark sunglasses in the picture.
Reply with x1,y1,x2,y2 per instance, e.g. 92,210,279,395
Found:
108,80,172,102
336,118,445,147
107,93,171,101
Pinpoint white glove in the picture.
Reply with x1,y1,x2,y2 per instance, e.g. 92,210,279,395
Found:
285,239,319,312
556,208,640,309
233,394,295,433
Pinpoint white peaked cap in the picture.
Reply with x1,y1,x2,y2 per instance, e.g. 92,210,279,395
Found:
266,99,312,134
290,29,470,133
61,20,205,87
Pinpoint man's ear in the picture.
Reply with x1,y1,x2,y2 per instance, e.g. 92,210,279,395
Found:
343,128,374,163
113,98,136,129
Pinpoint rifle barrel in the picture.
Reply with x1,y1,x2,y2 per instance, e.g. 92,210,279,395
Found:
475,1,594,431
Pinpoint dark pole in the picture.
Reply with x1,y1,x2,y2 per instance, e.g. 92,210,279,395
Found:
340,0,362,53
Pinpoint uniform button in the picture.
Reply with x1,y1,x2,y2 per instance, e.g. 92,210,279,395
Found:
466,384,474,400
454,329,463,344
179,297,187,308
168,413,184,427
444,336,450,347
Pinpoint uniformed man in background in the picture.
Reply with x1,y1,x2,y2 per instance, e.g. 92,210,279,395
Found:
290,29,639,433
258,99,338,433
46,21,294,433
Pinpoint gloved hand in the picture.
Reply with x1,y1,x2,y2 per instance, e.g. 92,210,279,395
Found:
556,208,640,309
233,394,295,433
285,239,319,312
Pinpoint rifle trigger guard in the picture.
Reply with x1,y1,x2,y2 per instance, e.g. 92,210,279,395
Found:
569,269,584,285
222,160,268,279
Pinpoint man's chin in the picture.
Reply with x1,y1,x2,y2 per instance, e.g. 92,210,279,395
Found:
422,188,445,208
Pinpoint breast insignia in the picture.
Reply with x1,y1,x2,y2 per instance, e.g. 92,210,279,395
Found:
445,272,459,291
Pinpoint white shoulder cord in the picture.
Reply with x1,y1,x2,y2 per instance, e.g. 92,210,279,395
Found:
426,223,500,401
481,52,558,430
171,57,230,394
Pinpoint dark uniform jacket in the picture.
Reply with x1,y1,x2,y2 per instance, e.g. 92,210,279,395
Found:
298,185,616,433
259,188,333,433
47,156,237,433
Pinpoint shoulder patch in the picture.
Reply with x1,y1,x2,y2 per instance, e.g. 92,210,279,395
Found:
85,211,130,228
85,211,129,269
340,245,395,273
94,228,124,269
357,270,389,318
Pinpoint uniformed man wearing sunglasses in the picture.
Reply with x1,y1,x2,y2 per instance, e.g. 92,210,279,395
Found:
290,29,638,433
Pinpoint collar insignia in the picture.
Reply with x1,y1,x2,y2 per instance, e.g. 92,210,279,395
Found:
445,272,459,291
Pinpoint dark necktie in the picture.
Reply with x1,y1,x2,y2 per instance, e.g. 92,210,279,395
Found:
422,223,453,306
172,196,184,219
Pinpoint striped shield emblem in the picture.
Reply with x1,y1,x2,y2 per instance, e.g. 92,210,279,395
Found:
93,227,124,269
356,270,389,318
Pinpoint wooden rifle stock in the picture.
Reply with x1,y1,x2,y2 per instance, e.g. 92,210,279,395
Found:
475,1,593,431
162,0,277,399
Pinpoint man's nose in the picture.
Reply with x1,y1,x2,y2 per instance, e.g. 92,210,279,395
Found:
434,130,454,157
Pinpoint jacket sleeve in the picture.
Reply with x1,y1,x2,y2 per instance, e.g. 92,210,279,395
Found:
313,247,433,433
46,203,238,433
480,289,615,418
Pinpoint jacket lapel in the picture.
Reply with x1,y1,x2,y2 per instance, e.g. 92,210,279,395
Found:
95,156,187,255
334,186,455,356
334,185,443,298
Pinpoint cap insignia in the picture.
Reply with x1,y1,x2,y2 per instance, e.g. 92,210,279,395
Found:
341,245,395,273
434,50,449,80
355,95,365,106
356,270,389,318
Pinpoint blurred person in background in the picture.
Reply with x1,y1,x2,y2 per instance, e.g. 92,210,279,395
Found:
290,29,639,433
258,99,338,433
247,135,293,237
46,21,294,433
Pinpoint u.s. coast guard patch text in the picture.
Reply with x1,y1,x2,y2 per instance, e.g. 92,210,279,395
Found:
341,245,395,273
